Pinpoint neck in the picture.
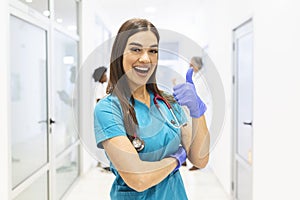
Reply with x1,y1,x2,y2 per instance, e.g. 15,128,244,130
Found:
133,85,148,99
132,85,150,107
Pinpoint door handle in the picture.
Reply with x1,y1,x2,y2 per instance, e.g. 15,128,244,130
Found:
243,121,252,126
50,118,56,124
38,119,56,124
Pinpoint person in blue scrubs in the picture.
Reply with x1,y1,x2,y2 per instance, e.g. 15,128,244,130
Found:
94,18,210,200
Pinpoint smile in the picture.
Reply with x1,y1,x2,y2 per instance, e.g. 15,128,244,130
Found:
133,66,150,74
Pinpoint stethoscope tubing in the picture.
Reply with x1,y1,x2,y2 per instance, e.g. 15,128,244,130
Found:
132,92,186,152
154,93,185,128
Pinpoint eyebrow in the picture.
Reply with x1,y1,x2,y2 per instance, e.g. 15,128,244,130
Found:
128,42,158,48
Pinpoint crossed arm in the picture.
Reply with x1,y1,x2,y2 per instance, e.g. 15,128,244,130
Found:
101,115,209,192
102,136,177,192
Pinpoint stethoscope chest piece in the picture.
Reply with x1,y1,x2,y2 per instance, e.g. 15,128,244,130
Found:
132,137,145,152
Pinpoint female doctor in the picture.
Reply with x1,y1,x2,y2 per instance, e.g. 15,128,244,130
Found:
94,18,210,200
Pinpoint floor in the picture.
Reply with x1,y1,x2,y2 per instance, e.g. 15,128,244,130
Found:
65,165,232,200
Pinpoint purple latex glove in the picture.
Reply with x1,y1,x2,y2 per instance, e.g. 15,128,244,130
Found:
173,68,207,118
169,146,187,172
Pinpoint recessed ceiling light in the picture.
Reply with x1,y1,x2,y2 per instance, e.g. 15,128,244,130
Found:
25,0,33,3
56,18,63,23
43,10,50,17
145,7,157,13
63,56,74,65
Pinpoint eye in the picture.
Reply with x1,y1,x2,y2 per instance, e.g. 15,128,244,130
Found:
149,49,158,54
130,47,141,52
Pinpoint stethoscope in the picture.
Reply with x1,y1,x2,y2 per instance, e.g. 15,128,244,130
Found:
132,93,187,152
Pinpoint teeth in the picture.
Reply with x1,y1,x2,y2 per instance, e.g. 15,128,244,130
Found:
135,67,149,72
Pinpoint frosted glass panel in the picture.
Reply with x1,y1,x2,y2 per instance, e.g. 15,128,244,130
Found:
56,148,79,199
13,173,48,200
54,0,78,34
10,15,48,188
16,0,49,17
53,30,78,156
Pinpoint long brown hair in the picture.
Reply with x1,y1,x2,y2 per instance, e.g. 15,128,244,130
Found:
107,18,173,137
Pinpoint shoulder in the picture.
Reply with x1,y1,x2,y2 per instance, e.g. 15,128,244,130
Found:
96,94,119,106
94,94,122,115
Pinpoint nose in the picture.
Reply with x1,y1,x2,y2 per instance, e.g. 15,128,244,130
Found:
138,51,150,63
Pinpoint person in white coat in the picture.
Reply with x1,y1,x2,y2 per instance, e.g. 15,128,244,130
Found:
92,66,110,170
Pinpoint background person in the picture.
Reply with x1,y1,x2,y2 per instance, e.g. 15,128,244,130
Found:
92,66,110,170
92,66,108,103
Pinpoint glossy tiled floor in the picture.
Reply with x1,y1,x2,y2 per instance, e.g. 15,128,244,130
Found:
65,165,231,200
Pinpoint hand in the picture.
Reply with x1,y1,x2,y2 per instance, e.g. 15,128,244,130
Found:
169,146,187,172
173,68,207,118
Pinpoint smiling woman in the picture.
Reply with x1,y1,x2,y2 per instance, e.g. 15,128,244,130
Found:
93,18,210,200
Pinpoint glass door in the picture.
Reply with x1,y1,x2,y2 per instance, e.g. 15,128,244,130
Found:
9,0,80,199
10,15,48,199
52,30,79,200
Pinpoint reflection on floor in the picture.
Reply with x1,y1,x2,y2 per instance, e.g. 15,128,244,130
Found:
65,166,231,200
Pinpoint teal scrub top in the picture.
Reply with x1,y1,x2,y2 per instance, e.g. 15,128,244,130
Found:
94,91,188,200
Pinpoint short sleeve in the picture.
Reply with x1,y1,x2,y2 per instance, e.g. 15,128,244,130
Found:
94,95,126,148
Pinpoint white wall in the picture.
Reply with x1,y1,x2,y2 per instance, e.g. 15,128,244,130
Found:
0,0,9,199
186,0,242,194
252,0,300,199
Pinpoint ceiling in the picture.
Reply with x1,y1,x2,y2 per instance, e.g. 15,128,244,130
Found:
17,0,206,39
95,0,205,33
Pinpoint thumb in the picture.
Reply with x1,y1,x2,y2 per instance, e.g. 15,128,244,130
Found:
186,68,194,84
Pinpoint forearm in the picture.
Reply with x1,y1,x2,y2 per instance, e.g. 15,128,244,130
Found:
186,116,210,168
102,136,178,192
119,158,177,192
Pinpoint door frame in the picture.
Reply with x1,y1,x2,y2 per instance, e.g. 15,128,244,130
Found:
231,18,253,200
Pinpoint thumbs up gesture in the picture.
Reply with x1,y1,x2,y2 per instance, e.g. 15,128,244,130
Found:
173,68,207,118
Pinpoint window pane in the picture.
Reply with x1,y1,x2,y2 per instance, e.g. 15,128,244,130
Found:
10,15,48,188
54,0,78,34
56,148,79,200
13,173,48,200
53,30,78,155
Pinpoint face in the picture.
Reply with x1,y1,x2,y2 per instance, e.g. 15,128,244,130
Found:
190,59,199,72
100,73,107,83
122,31,158,88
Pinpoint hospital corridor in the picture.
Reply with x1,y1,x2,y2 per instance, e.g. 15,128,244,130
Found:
1,0,300,200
